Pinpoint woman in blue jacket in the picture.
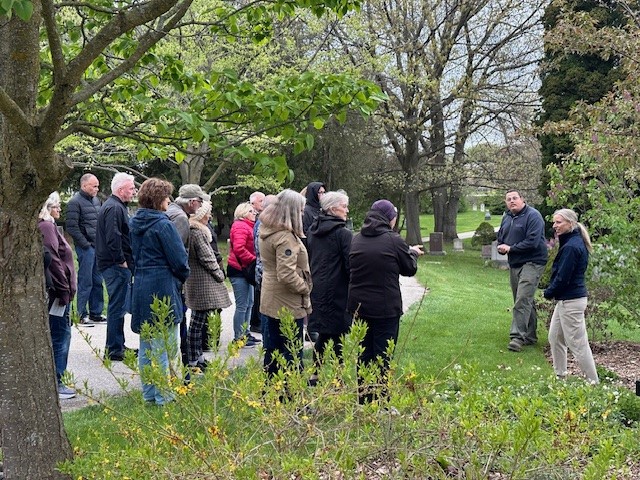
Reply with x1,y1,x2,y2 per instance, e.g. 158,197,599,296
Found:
544,209,598,384
130,178,190,405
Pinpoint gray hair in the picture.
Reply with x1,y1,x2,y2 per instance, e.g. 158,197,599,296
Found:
111,172,135,194
174,197,192,208
80,173,97,187
249,191,265,204
259,189,305,237
320,191,348,214
553,208,593,252
39,192,60,222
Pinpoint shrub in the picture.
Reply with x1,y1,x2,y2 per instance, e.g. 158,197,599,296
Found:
471,221,497,246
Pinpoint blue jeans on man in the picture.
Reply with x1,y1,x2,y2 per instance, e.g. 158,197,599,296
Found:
102,265,131,359
75,246,104,319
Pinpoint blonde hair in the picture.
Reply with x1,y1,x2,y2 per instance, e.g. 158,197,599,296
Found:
39,192,61,222
234,202,254,220
259,189,305,237
553,208,593,253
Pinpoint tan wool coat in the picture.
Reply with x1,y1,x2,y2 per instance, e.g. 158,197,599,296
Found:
258,225,312,320
185,223,231,311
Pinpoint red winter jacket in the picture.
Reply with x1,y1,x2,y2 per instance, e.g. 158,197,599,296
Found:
227,218,256,271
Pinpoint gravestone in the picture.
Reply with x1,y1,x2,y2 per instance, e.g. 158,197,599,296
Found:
453,238,464,252
491,240,508,267
429,232,445,256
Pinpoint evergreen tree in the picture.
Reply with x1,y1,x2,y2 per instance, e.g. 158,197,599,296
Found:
537,0,624,220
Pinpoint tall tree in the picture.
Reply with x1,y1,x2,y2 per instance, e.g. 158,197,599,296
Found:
326,0,544,242
0,0,382,477
537,0,624,214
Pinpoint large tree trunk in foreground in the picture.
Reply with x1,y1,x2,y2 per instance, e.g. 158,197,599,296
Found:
0,10,73,480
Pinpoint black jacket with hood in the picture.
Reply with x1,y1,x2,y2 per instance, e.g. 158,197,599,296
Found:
348,210,418,320
302,181,326,239
306,212,352,335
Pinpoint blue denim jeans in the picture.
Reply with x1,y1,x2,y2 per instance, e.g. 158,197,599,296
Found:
229,275,254,340
139,323,179,405
263,315,304,377
48,297,71,385
75,246,104,318
102,265,131,357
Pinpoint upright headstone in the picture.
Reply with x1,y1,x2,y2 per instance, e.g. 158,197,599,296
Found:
491,240,508,267
453,238,464,252
429,232,445,256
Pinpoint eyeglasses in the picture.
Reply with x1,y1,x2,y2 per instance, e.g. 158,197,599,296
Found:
318,190,326,196
192,198,203,204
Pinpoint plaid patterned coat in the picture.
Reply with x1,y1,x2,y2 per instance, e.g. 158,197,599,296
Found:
185,223,231,311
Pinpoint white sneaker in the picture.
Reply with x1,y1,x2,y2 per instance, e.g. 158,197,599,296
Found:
58,385,76,400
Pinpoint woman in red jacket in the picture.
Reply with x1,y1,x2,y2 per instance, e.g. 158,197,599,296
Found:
227,202,260,345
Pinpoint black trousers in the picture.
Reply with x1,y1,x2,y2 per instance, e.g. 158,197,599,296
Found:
358,316,400,404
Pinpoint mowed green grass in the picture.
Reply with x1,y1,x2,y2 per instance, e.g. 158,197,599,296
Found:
396,244,552,382
417,210,502,238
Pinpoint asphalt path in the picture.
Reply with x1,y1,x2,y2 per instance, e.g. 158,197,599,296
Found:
62,275,427,412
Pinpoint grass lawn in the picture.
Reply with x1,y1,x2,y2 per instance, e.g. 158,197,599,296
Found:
61,238,640,479
416,210,502,239
396,242,552,382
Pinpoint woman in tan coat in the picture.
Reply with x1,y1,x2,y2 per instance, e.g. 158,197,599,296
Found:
258,189,312,377
185,201,231,371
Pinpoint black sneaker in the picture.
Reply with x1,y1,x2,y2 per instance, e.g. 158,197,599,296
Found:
247,334,261,343
79,316,95,327
89,314,107,323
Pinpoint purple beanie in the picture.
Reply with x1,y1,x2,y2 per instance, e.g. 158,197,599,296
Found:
371,199,398,222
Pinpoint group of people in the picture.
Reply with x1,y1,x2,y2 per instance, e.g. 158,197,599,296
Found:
39,179,598,404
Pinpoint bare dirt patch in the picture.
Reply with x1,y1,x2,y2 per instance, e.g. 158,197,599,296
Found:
553,340,640,391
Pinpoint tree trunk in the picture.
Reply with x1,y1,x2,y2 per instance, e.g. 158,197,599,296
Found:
0,213,74,480
179,143,208,185
432,185,460,241
0,11,73,480
403,189,422,245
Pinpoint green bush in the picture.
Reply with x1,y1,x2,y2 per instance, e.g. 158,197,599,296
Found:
471,221,497,246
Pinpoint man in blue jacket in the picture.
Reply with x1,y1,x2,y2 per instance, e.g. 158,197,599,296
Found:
66,173,104,326
496,190,548,352
96,172,137,361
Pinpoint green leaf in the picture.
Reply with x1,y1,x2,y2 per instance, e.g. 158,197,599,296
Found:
1,0,13,12
175,151,185,163
313,118,325,130
13,0,32,20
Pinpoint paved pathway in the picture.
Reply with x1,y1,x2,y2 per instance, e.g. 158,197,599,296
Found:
62,276,427,412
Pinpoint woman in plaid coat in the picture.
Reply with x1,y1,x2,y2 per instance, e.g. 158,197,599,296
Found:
185,201,231,371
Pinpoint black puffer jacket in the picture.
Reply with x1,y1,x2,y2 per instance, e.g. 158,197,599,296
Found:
306,213,352,335
348,210,418,320
65,190,101,248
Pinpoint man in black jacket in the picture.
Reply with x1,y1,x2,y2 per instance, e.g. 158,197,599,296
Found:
96,172,136,361
348,199,424,403
66,173,104,326
496,190,548,352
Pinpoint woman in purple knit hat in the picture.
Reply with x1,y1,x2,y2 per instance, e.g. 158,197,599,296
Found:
348,199,424,404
